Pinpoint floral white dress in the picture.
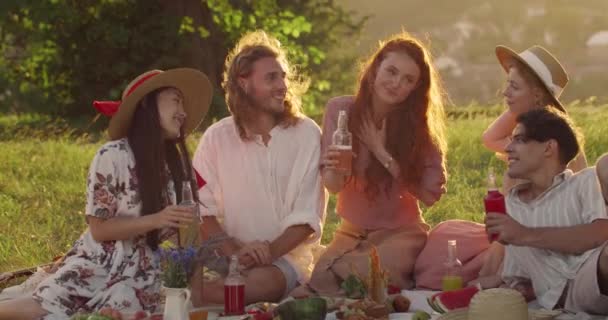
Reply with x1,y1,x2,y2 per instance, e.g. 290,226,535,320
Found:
33,138,177,319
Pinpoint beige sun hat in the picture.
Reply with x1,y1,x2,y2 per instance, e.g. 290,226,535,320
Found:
437,288,561,320
93,68,213,140
495,45,568,112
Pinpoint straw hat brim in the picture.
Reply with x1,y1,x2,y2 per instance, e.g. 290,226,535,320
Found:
436,308,562,320
108,68,213,140
495,45,565,113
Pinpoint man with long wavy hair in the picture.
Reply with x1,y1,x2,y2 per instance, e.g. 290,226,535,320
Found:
192,31,326,304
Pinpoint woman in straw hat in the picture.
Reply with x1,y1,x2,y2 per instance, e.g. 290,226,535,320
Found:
468,45,590,291
0,68,212,319
482,45,587,192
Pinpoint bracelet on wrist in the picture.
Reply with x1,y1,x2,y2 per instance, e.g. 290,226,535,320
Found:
383,156,393,170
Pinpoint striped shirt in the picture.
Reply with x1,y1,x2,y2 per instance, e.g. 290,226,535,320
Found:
502,167,608,309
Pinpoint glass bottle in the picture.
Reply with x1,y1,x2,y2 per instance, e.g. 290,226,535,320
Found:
178,181,199,247
483,167,507,242
332,110,353,175
442,240,464,291
224,255,245,315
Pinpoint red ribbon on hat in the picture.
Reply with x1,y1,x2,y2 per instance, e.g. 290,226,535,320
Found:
93,101,121,116
92,71,162,117
194,169,206,190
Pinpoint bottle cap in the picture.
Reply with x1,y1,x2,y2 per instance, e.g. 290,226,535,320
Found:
487,167,498,191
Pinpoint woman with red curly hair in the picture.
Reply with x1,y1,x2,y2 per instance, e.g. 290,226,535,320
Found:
299,31,448,295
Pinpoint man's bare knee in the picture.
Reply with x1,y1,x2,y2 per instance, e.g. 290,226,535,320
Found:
201,279,224,305
245,266,286,304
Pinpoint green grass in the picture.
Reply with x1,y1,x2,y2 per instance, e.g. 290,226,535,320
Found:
2,105,608,272
0,138,98,270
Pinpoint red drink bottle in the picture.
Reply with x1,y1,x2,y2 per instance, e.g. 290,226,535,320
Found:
483,168,507,242
224,255,245,315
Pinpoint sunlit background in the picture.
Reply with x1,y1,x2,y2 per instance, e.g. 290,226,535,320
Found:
338,0,608,105
1,0,607,273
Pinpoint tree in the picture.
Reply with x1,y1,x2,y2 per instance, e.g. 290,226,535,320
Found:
0,0,365,124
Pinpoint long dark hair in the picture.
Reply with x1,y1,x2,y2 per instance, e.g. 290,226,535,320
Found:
127,87,199,250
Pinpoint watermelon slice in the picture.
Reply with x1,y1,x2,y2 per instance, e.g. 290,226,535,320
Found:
426,285,480,313
427,294,444,313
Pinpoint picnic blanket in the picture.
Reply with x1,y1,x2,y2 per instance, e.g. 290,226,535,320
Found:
328,290,605,320
3,284,605,319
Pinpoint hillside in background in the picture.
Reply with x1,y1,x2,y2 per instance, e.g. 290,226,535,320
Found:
336,0,608,105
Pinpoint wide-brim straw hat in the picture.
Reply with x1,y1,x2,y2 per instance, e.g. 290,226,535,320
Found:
94,68,212,140
437,288,562,320
495,45,568,112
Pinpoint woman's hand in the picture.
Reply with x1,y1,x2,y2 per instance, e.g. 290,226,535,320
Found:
153,205,194,229
358,116,386,157
88,206,194,242
321,145,341,170
321,145,352,175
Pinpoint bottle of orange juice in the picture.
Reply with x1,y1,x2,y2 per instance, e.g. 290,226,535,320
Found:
442,240,463,291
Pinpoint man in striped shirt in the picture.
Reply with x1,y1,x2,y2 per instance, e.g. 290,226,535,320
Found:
486,108,608,315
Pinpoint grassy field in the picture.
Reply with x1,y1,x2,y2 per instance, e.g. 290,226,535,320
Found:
2,105,608,272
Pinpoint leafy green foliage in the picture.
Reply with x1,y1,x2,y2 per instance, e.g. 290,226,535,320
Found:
0,0,183,116
0,0,365,120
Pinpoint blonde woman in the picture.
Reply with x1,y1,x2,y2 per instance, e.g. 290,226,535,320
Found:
482,45,587,192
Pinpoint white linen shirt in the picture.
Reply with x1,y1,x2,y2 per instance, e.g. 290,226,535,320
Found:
192,116,327,282
502,167,608,309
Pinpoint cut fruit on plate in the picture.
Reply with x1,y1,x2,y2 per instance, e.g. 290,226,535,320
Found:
427,285,481,314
